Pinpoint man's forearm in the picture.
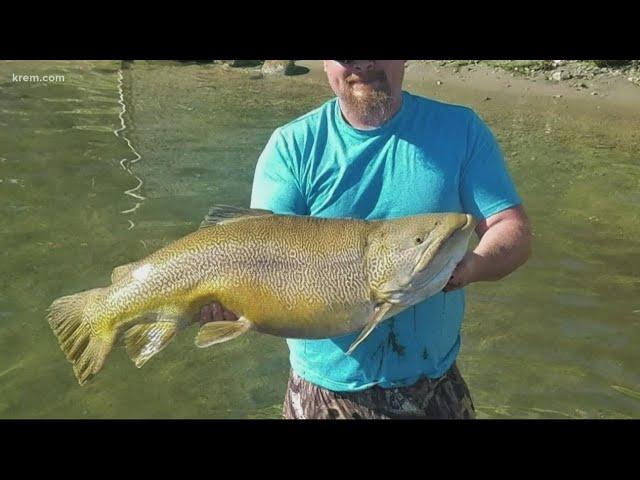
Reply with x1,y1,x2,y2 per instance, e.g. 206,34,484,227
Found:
469,216,532,283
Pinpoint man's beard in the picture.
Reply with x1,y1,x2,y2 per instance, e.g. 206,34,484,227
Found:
340,71,395,125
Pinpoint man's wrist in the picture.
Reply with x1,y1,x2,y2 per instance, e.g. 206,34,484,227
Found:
464,252,485,286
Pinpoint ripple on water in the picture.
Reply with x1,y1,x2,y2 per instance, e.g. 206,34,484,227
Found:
553,292,601,308
611,384,640,402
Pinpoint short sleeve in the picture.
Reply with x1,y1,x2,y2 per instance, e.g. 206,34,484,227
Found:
460,110,522,220
250,128,308,215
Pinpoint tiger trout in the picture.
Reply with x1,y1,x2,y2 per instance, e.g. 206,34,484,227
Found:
47,205,477,385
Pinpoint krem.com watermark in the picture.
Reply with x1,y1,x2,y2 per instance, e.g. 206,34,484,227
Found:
12,73,65,82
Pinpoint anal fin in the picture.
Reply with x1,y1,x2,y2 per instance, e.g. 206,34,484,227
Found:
195,317,252,348
124,320,178,368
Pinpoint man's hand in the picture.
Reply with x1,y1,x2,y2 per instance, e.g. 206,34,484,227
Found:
443,252,478,292
443,205,531,293
199,302,238,325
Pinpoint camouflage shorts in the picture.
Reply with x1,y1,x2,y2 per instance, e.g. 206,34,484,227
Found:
282,363,475,419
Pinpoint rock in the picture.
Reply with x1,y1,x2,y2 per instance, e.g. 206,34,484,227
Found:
261,60,296,76
551,70,573,81
220,60,262,68
553,94,563,98
484,96,491,101
436,80,443,86
592,60,633,68
552,60,566,67
591,91,598,96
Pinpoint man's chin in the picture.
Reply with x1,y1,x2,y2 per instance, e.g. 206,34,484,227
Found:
350,81,379,93
350,89,373,102
348,85,384,102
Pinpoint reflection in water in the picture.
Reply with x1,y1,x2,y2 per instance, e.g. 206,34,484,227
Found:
114,67,145,228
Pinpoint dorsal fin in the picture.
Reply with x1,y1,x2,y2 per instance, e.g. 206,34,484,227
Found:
111,262,138,283
199,204,274,229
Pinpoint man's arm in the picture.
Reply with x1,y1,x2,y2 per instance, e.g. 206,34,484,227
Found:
444,204,532,292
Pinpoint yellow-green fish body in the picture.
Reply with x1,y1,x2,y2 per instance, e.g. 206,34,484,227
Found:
47,206,476,385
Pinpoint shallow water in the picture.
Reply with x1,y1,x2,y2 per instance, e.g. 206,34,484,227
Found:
1,60,638,418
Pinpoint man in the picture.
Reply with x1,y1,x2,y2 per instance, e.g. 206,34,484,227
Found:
200,60,531,419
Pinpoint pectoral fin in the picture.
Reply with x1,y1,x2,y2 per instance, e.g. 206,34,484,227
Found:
124,320,178,368
346,303,393,356
195,317,252,348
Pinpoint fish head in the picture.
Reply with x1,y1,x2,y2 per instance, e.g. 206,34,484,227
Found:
366,212,477,304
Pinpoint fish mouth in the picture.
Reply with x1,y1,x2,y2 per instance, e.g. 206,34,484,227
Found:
460,214,477,233
412,214,476,278
435,214,476,261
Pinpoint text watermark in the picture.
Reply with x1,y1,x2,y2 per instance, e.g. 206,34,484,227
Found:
12,73,65,83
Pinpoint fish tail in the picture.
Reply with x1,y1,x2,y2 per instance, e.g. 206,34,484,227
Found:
47,287,115,386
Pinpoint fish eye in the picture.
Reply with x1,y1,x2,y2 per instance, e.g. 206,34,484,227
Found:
415,237,423,244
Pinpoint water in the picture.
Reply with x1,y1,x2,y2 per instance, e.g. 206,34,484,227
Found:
1,60,638,418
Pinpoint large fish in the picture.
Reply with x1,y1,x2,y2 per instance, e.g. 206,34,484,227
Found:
47,205,477,385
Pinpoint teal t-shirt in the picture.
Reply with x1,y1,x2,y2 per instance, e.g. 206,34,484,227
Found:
250,91,521,391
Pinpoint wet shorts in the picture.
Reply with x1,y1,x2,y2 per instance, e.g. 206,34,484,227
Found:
282,362,475,419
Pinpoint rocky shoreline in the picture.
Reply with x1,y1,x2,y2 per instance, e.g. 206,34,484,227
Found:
213,60,640,88
171,59,640,115
424,60,640,89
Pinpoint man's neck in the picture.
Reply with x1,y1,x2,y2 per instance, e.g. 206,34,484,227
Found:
338,94,403,130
